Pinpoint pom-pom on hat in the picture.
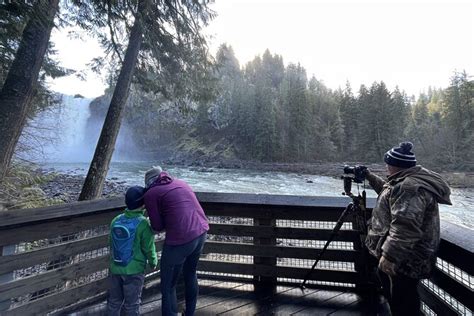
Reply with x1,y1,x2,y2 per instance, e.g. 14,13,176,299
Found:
125,186,146,210
384,142,417,168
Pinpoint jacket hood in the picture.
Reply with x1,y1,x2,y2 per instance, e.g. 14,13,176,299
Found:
148,171,173,189
390,166,452,205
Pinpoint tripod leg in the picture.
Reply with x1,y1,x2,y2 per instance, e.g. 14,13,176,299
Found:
300,203,354,289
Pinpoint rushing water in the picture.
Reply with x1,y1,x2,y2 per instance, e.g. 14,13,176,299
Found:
43,161,474,229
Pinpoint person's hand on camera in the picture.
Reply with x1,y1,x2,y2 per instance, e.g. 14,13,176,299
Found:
357,165,369,177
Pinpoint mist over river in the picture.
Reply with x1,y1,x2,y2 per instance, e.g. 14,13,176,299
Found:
42,161,474,230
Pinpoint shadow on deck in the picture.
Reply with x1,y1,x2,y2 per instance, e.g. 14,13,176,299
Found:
72,278,384,315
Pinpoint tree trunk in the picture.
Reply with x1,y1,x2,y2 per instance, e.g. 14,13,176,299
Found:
0,0,59,183
78,14,143,201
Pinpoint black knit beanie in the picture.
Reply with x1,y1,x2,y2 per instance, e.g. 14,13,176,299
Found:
125,186,145,210
384,141,417,168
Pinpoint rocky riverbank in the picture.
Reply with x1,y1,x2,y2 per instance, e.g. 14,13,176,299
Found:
0,166,128,210
39,171,128,203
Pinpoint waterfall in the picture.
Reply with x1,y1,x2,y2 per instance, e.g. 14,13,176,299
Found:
22,95,94,163
21,94,140,163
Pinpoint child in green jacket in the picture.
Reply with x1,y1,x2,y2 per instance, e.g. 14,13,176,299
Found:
107,186,157,316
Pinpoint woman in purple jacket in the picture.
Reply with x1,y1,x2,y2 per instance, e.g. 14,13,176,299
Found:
144,167,209,316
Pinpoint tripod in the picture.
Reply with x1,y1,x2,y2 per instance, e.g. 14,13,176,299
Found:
300,181,367,289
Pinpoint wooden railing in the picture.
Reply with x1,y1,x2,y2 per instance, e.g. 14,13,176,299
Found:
419,221,473,315
0,193,472,315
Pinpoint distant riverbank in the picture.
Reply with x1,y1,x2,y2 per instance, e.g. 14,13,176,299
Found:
39,172,127,203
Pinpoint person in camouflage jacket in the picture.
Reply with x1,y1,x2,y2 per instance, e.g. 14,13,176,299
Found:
364,142,451,316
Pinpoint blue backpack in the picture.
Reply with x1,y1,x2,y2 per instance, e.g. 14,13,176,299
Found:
111,214,145,266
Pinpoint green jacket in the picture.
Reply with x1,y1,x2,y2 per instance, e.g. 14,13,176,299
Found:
109,208,158,275
365,166,451,279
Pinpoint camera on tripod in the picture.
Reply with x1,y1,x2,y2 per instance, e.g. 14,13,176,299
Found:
343,165,367,183
301,164,369,288
342,165,367,196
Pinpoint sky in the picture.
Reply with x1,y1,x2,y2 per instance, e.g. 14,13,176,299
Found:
49,0,474,98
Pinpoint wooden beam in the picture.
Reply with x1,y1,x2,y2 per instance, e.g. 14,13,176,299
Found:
196,192,377,209
0,235,109,275
197,259,360,284
418,283,458,316
204,203,355,221
0,194,376,229
0,197,123,228
0,212,117,247
203,241,358,262
0,255,108,299
208,223,358,241
437,223,474,276
440,221,474,254
6,278,109,316
430,268,473,311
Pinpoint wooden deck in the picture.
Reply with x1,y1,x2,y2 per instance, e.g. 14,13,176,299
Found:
1,193,471,315
71,278,384,315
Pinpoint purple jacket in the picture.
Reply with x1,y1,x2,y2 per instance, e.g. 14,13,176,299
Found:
144,172,209,245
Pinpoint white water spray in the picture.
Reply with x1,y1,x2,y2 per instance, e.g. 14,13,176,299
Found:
22,94,139,163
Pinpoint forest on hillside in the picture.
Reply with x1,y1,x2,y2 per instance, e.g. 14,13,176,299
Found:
0,1,473,203
93,45,474,170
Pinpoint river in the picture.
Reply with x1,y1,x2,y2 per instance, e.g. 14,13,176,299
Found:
43,161,474,230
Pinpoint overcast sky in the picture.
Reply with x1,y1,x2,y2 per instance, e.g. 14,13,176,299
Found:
49,0,474,98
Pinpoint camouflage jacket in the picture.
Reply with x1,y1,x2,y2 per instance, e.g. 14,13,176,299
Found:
365,166,451,279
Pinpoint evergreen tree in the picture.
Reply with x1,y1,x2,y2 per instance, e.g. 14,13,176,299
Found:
355,81,407,161
406,94,430,151
354,84,373,160
0,0,60,182
207,44,241,131
76,0,214,200
441,71,474,167
307,77,339,160
390,87,410,139
0,2,70,163
241,53,279,160
257,50,283,161
405,93,443,163
0,2,68,101
283,63,310,161
337,81,358,158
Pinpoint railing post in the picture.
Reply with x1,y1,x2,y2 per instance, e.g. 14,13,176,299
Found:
0,244,15,312
253,215,277,286
351,216,374,295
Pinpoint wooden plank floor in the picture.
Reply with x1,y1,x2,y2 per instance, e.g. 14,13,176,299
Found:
71,278,382,315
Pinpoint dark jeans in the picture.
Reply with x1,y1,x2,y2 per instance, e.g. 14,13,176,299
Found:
107,274,145,316
378,269,421,316
161,232,207,316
